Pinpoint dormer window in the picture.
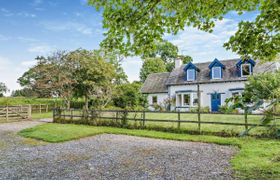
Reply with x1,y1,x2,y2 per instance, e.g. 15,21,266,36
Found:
212,67,222,79
184,62,199,81
209,58,224,80
241,64,251,77
236,59,255,77
187,69,195,81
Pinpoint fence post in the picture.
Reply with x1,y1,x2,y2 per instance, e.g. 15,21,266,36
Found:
28,105,32,119
116,111,119,123
244,111,248,130
71,109,73,121
6,106,8,122
197,84,201,133
177,111,181,129
46,105,48,112
39,104,42,114
142,110,146,127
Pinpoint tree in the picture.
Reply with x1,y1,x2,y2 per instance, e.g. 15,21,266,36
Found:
11,88,39,97
96,48,128,84
140,58,167,82
88,0,278,62
68,49,116,110
18,52,77,108
0,82,8,97
112,82,146,109
142,40,192,71
224,0,279,62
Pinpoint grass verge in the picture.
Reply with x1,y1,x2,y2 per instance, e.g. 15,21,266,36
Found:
31,112,53,120
19,123,280,179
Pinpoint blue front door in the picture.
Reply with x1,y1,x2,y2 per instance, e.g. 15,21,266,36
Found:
211,93,221,112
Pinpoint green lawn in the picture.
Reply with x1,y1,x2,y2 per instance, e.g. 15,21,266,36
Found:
19,123,280,179
59,110,278,136
31,112,53,120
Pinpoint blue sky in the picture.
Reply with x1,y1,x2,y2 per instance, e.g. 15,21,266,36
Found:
0,0,258,93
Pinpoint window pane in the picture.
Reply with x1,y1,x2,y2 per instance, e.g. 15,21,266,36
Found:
152,96,157,104
187,69,195,80
177,94,182,106
242,64,250,76
183,94,190,106
212,67,221,79
193,93,198,106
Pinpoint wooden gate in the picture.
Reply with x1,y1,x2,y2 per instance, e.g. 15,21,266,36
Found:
0,105,31,122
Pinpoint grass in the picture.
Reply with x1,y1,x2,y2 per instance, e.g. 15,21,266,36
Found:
31,112,53,120
19,123,280,179
60,110,278,136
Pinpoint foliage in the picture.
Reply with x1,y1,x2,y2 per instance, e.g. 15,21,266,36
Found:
11,88,39,97
68,49,116,109
139,58,167,82
219,104,238,114
0,97,63,106
19,123,280,178
0,82,8,97
112,82,146,109
141,40,193,72
244,71,280,100
224,0,280,61
190,106,210,113
88,0,279,62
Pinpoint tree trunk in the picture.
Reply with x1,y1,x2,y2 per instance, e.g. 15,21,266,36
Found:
85,95,89,111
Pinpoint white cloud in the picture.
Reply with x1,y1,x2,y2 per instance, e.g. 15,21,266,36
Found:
0,56,29,94
1,8,36,18
32,0,43,6
166,18,239,62
0,8,13,16
28,45,54,54
21,60,37,67
121,56,142,82
42,21,93,35
17,12,37,18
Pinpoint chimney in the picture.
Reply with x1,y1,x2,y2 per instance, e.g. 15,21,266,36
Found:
175,57,182,69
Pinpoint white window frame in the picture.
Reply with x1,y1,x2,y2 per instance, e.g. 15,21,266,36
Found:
176,93,199,107
212,66,222,79
241,64,252,77
187,69,195,81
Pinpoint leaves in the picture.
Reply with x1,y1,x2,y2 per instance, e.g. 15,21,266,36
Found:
139,57,167,82
0,82,8,97
86,0,280,62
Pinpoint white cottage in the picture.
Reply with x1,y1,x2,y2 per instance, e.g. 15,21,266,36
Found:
141,58,278,112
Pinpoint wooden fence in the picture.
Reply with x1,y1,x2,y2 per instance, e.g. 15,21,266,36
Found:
53,109,280,135
0,105,31,122
31,104,52,113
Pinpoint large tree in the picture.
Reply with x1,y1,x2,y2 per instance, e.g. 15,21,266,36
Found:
140,58,167,82
68,49,116,110
0,82,8,97
142,40,192,71
88,0,279,62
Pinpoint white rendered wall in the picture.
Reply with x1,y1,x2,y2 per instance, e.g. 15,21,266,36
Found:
169,81,246,111
147,93,169,110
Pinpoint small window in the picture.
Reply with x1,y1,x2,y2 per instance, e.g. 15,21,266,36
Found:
152,96,157,104
177,94,182,106
187,69,195,81
183,94,190,106
192,93,199,106
232,92,240,97
241,64,251,77
212,67,221,79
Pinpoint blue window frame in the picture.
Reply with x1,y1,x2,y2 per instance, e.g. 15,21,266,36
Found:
187,69,195,81
212,66,222,79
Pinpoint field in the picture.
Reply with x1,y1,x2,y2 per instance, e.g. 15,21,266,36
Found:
55,109,279,136
19,123,280,179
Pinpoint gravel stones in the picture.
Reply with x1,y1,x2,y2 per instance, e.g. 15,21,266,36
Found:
0,121,237,180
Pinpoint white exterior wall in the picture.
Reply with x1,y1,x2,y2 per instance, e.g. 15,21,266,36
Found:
147,93,169,110
169,81,246,111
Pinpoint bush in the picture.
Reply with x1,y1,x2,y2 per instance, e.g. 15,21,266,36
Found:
219,105,238,114
190,106,210,113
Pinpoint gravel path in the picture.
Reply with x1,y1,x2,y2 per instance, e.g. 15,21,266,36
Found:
0,121,237,180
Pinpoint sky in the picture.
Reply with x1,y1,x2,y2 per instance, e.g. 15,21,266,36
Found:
0,0,259,94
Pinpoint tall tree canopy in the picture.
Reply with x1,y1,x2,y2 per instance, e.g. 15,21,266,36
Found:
140,58,167,82
142,40,192,71
88,0,279,62
0,82,8,97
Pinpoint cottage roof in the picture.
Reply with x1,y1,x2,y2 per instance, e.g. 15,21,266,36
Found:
141,72,170,94
141,58,278,93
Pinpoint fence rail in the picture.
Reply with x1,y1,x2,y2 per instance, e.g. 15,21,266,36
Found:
53,109,280,135
0,105,31,122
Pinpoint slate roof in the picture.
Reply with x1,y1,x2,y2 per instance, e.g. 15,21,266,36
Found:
141,72,170,93
141,58,278,94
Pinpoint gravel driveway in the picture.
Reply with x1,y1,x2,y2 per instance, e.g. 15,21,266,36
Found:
0,121,237,180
